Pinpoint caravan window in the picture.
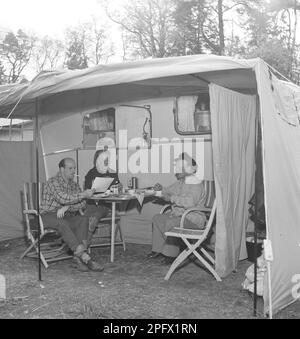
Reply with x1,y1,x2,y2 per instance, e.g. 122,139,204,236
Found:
174,94,211,135
0,119,33,141
83,108,116,149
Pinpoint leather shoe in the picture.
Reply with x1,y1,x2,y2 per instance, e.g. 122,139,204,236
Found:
72,256,89,272
146,251,162,259
87,260,104,272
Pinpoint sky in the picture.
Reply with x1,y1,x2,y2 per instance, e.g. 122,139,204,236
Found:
0,0,111,38
0,0,125,77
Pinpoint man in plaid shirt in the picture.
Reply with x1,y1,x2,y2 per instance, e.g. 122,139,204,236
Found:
41,158,104,272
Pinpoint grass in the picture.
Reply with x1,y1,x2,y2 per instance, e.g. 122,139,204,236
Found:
0,238,299,319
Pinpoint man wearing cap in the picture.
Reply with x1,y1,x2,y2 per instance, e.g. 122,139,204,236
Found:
149,153,207,265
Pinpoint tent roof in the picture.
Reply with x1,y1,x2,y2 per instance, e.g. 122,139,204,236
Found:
0,54,262,118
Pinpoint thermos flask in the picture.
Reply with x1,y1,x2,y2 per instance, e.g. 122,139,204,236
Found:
128,177,138,189
132,177,138,189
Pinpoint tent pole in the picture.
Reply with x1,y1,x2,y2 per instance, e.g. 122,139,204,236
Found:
35,99,42,282
253,181,258,316
253,99,260,317
76,148,79,185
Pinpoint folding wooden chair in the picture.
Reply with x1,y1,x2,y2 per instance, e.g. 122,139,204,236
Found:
20,182,73,268
88,211,126,253
164,199,221,282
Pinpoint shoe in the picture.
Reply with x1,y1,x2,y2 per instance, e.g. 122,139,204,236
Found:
146,251,162,259
66,248,73,256
161,256,175,265
72,256,89,272
87,260,104,272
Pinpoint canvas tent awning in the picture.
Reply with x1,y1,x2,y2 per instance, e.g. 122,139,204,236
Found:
0,54,257,119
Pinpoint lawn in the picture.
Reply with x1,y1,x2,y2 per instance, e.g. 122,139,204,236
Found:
0,239,299,319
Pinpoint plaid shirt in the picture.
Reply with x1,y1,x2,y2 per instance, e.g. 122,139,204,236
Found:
40,172,86,215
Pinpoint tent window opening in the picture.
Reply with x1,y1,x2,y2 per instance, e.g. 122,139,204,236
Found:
0,119,33,141
174,93,211,135
83,108,116,149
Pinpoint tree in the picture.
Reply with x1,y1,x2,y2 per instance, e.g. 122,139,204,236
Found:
64,20,114,70
33,36,65,73
268,0,300,11
204,0,248,56
172,0,207,55
238,0,300,79
65,28,89,70
247,39,294,78
104,0,178,58
0,29,36,83
267,0,300,77
172,0,246,56
0,61,6,84
87,17,115,65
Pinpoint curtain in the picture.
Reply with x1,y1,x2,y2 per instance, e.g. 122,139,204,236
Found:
177,96,198,132
209,84,256,277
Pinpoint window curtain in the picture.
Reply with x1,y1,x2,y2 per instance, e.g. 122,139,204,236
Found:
176,96,198,132
209,84,257,277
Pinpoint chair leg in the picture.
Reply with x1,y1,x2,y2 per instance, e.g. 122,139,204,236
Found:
116,221,126,252
30,241,49,269
20,232,38,259
164,236,221,282
164,249,190,281
20,240,37,259
110,202,116,262
200,247,216,265
193,250,221,282
38,251,49,269
164,237,201,281
20,234,50,269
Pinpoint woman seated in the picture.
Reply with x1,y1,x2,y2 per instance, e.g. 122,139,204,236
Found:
84,149,121,246
149,153,207,265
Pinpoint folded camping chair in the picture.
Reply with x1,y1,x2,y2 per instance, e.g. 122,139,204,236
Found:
21,182,73,268
163,199,221,281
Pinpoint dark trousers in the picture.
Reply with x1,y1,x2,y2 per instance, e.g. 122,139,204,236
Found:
41,212,89,252
84,204,110,224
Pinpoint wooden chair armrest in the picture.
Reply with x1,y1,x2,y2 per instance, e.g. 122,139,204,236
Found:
116,211,126,216
23,209,38,216
160,204,172,214
180,208,209,229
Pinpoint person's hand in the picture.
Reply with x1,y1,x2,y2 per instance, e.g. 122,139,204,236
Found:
153,183,163,191
57,205,69,219
80,189,94,199
162,192,174,204
170,195,176,204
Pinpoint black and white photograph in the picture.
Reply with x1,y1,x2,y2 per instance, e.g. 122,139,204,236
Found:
0,0,300,322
